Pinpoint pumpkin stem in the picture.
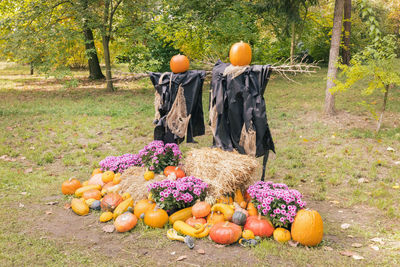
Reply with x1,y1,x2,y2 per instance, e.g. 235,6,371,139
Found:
258,213,261,220
224,221,229,227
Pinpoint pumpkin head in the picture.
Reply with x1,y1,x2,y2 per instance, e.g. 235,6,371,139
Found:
144,206,169,228
170,54,189,73
185,216,207,227
134,199,156,219
207,212,225,225
163,166,185,179
91,168,102,176
231,210,247,226
101,193,123,212
114,212,138,233
88,173,104,187
210,221,242,244
82,189,101,200
102,171,115,183
229,41,252,66
192,201,211,218
291,209,323,246
273,228,291,243
113,173,122,184
247,202,258,216
61,178,82,195
244,215,274,237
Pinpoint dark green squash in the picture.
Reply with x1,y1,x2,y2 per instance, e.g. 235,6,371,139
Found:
232,210,247,226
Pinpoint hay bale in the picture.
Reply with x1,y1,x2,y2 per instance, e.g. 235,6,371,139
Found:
182,148,259,201
119,167,165,201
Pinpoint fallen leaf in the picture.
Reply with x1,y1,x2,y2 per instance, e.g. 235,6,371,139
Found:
197,249,205,255
387,147,395,152
19,203,25,208
45,211,52,215
340,251,355,257
371,237,384,245
347,235,354,238
351,243,363,248
303,138,309,142
288,240,299,247
323,246,333,251
102,225,115,233
46,201,58,205
63,203,71,209
338,210,343,213
341,223,351,229
21,192,27,195
369,245,379,251
170,251,176,255
214,244,226,248
176,255,187,261
24,168,33,174
352,255,364,260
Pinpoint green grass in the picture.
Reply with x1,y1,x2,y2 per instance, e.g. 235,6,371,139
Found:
0,61,399,266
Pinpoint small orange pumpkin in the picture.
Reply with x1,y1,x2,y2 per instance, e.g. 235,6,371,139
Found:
82,189,101,200
273,228,291,243
291,209,323,246
192,201,211,218
170,54,189,73
185,216,207,227
207,212,225,225
61,178,82,195
91,168,102,176
229,41,252,66
134,199,156,219
144,206,169,228
114,212,138,233
102,171,115,183
163,166,185,179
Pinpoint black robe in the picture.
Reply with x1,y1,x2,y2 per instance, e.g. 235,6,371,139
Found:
149,71,206,144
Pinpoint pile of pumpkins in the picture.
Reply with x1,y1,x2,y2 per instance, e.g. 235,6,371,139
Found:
62,168,323,247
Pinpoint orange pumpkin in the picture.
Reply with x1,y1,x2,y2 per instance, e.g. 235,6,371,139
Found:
134,199,156,219
101,193,123,212
185,216,207,227
144,206,169,228
61,178,82,195
91,168,102,176
192,201,211,218
102,171,115,183
113,173,122,184
273,228,291,243
114,212,138,233
163,166,185,179
207,212,225,225
291,209,323,246
88,173,104,187
247,202,258,216
170,54,189,73
82,189,101,200
229,41,252,66
244,215,274,237
209,221,242,245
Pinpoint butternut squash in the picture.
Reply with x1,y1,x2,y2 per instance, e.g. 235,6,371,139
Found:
169,207,192,225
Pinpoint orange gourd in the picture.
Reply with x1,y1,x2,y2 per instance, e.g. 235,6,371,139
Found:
61,178,82,195
291,209,323,246
170,54,189,73
207,212,225,225
82,189,101,200
163,166,185,179
114,212,138,233
192,201,211,218
144,206,169,228
134,199,156,219
247,202,258,216
229,41,252,66
185,216,207,227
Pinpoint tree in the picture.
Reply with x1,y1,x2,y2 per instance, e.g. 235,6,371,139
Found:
324,0,344,115
342,0,352,65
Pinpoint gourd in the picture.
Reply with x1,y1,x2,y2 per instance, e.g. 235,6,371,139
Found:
273,228,291,243
229,41,252,66
114,212,137,233
167,228,185,242
113,197,134,219
101,193,123,212
71,198,89,216
122,192,131,200
113,173,122,184
247,202,258,216
82,189,101,200
91,168,102,176
192,201,211,218
231,210,247,226
90,200,101,210
99,211,113,222
85,198,97,206
173,220,210,238
244,215,274,237
144,207,169,228
101,171,115,183
169,207,192,225
170,54,190,74
185,217,207,227
134,199,156,219
234,189,244,204
291,209,323,246
217,196,234,204
242,229,255,239
207,212,225,225
88,173,104,187
101,184,121,196
209,221,242,244
75,184,102,197
61,178,82,195
144,170,155,181
211,203,234,221
163,166,185,179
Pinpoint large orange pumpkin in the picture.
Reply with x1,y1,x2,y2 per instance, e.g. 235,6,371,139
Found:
244,215,274,237
229,41,252,66
114,212,138,233
134,199,156,219
170,54,190,73
144,207,169,228
61,178,82,195
209,221,242,245
192,201,211,218
101,193,123,212
291,209,323,246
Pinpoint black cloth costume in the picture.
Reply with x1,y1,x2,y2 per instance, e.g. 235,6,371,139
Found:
210,60,275,180
149,71,206,144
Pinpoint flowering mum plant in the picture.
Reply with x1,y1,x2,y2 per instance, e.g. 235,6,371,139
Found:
148,176,208,212
138,141,182,173
247,181,306,228
99,153,141,173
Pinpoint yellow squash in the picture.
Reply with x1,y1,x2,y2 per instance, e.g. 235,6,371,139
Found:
173,220,211,238
71,198,89,216
211,203,235,221
113,197,134,219
75,185,102,197
99,212,113,222
169,207,192,225
167,228,185,242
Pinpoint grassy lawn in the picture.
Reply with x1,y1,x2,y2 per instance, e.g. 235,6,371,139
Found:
0,61,399,266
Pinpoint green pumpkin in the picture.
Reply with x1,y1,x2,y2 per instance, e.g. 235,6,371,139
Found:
232,210,247,226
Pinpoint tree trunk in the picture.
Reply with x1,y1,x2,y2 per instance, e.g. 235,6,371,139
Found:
342,0,351,65
325,0,344,116
83,28,105,80
290,22,296,64
102,35,114,91
376,84,390,132
30,62,34,75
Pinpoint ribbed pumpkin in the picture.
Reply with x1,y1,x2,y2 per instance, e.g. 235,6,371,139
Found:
229,41,252,66
134,199,156,219
192,201,211,218
210,221,242,245
291,209,323,246
144,207,169,228
185,216,207,227
207,212,225,225
101,193,123,212
170,54,189,73
231,210,247,226
114,212,138,233
273,228,291,243
244,215,274,237
163,166,185,179
61,178,82,195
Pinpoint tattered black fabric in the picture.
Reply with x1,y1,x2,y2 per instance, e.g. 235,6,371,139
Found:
210,60,275,179
149,71,206,144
